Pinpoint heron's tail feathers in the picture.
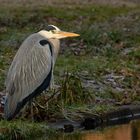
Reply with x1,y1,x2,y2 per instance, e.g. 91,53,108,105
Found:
4,94,18,120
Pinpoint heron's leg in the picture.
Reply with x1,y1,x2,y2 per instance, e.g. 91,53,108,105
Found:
50,71,54,89
29,100,34,122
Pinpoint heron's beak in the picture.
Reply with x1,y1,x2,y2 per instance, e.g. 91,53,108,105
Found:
54,31,80,39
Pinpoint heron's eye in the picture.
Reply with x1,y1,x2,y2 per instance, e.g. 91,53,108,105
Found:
51,30,56,33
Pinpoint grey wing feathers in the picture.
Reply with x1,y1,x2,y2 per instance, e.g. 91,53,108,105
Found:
4,33,52,119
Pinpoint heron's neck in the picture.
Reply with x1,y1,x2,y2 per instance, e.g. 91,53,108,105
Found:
49,39,60,64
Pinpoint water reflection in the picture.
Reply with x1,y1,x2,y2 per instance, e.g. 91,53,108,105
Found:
84,124,131,140
84,120,140,140
50,120,140,140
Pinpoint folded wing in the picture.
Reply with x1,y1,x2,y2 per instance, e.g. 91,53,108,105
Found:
4,34,53,120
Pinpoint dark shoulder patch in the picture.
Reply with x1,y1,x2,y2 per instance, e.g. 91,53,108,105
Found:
39,40,49,46
39,39,52,55
46,25,56,31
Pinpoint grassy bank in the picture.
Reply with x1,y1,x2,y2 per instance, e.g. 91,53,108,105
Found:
0,1,140,138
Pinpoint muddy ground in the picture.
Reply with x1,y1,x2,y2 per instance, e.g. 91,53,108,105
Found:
0,0,140,7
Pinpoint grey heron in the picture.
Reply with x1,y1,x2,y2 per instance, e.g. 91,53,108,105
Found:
4,25,79,120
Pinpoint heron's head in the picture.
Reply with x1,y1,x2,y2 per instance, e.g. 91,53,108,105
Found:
38,25,80,39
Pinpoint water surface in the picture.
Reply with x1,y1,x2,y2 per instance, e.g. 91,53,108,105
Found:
50,120,140,140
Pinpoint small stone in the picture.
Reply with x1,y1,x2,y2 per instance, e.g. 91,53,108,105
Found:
81,117,102,130
64,124,74,133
